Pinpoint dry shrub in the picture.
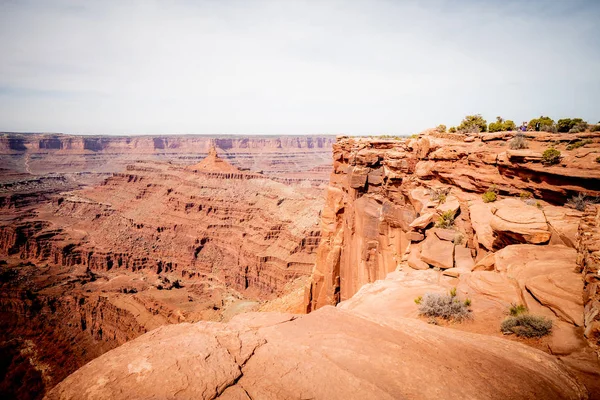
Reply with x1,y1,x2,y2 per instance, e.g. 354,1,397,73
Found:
418,292,471,321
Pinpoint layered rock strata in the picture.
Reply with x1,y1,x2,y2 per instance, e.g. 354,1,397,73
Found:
306,132,600,311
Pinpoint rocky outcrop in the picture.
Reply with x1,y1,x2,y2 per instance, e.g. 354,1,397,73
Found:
306,133,599,311
46,306,588,400
578,205,600,347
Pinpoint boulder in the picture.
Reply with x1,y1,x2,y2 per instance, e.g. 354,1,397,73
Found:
420,235,454,269
436,195,460,215
454,247,476,271
433,228,457,242
468,201,495,250
349,166,369,189
415,160,435,179
409,212,435,230
474,252,495,271
490,199,550,246
367,167,384,185
407,245,430,270
408,231,425,242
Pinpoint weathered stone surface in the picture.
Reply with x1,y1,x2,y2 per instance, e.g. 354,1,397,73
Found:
409,212,435,230
407,245,430,270
436,195,461,214
408,231,425,242
349,166,369,188
433,228,457,241
490,199,550,246
455,246,476,271
494,244,583,326
474,252,495,271
420,235,454,269
506,149,543,163
48,307,589,400
469,201,496,250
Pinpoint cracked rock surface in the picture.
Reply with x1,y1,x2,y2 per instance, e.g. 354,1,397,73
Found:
47,307,588,400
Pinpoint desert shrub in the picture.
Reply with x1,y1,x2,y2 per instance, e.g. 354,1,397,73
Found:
519,192,532,200
417,292,471,321
488,116,517,133
597,156,600,163
482,191,497,203
428,187,450,203
567,193,599,211
448,126,457,133
528,116,555,132
453,233,464,245
501,314,552,338
509,132,528,149
449,287,457,297
457,114,487,133
540,124,558,133
436,124,447,133
591,124,600,132
414,296,423,305
542,148,561,165
436,210,455,228
557,118,588,133
566,139,593,150
509,303,527,316
463,298,472,307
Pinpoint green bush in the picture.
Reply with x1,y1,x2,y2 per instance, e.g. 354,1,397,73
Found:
417,292,471,321
528,116,555,132
414,296,423,305
448,126,457,133
488,116,517,132
436,210,455,228
501,314,552,338
591,124,600,132
566,139,592,150
457,114,487,133
519,192,532,200
482,191,497,203
542,148,561,165
436,124,447,133
557,118,588,133
509,303,527,316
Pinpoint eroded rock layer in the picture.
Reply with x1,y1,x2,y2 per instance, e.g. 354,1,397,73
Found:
0,149,324,398
0,133,335,180
306,132,600,311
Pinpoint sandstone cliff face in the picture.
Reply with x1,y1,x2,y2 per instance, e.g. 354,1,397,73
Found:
579,205,600,347
306,132,600,311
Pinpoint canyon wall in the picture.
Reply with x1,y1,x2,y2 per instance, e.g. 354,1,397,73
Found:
579,204,600,348
0,133,336,179
306,131,600,311
0,148,325,398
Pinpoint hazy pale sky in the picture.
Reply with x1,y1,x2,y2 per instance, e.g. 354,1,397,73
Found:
0,0,598,135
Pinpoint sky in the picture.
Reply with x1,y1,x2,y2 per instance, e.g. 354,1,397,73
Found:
0,0,599,135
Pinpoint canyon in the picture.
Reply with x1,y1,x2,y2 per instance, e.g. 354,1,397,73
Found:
3,130,600,399
0,134,333,399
